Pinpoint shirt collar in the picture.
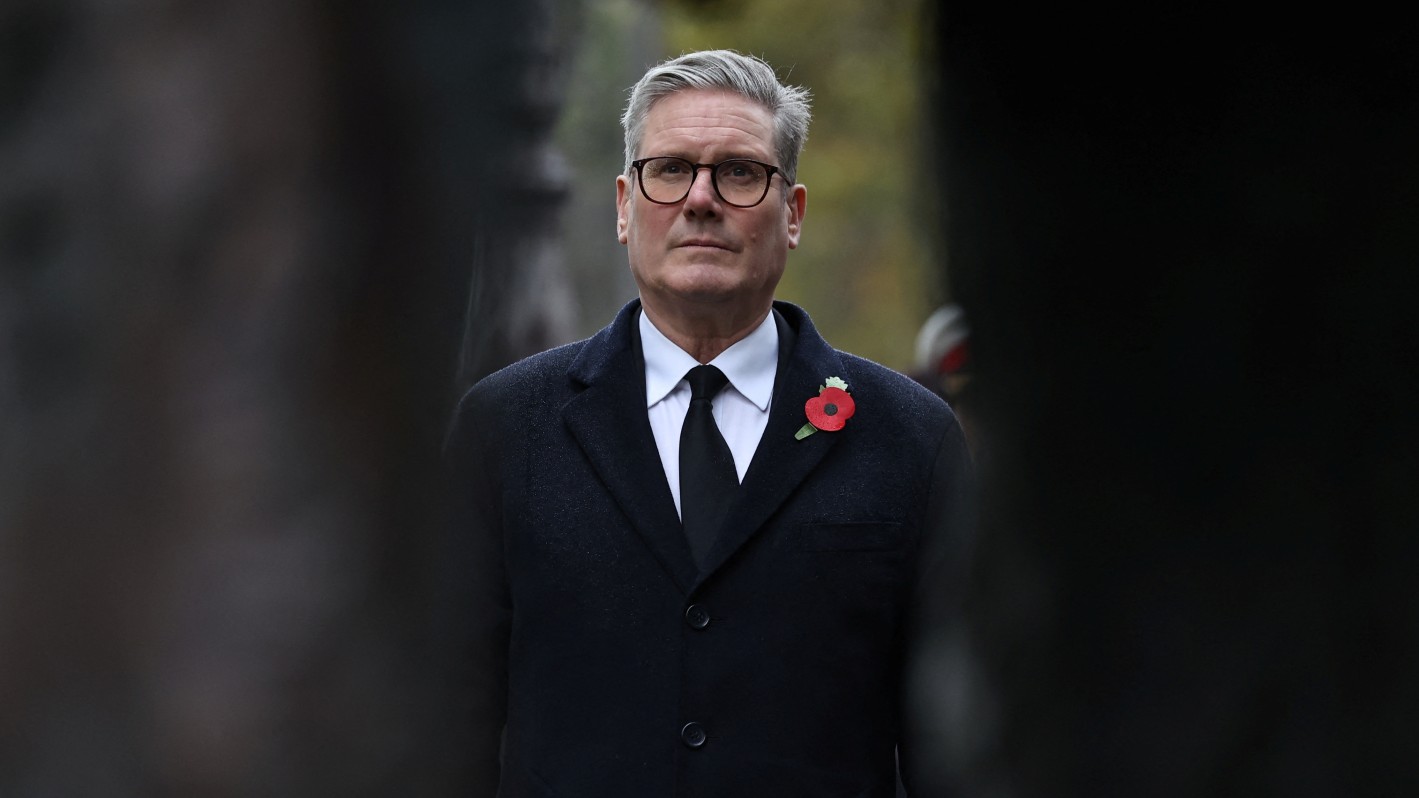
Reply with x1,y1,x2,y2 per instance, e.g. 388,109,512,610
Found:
641,308,778,411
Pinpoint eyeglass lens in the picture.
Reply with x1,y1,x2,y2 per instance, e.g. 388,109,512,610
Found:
639,158,771,207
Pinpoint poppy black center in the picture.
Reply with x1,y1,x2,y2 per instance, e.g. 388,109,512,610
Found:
824,403,838,416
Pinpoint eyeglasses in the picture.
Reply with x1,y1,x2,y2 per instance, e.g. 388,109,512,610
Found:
630,157,784,208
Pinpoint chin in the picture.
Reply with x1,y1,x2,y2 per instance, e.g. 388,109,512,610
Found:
664,265,742,297
671,283,742,306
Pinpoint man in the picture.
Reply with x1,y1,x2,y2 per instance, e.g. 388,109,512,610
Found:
446,49,972,796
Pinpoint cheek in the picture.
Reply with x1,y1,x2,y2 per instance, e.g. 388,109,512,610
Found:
746,218,785,251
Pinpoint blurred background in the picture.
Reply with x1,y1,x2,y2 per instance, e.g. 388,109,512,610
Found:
3,0,1417,795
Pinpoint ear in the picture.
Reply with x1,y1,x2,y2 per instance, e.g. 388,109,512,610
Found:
786,183,807,249
615,174,631,244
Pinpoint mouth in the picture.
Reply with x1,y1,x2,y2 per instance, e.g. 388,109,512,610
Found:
676,238,733,251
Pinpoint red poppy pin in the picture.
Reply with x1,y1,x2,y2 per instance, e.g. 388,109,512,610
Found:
795,377,855,440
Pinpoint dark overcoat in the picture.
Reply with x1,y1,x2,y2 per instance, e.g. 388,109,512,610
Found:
445,299,972,797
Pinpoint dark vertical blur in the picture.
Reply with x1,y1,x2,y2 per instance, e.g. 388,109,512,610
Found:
930,6,1419,796
0,0,573,794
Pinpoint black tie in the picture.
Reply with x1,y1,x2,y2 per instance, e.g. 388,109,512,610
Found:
680,365,738,567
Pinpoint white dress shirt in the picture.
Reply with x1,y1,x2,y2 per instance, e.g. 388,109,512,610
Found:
641,309,777,519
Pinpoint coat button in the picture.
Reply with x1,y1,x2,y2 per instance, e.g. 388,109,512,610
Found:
684,604,711,629
681,721,707,748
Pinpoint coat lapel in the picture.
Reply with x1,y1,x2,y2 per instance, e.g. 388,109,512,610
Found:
561,300,700,594
694,303,846,587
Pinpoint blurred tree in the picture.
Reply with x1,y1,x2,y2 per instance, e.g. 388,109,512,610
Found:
0,0,576,794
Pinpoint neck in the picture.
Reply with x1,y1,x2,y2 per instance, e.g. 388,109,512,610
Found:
640,299,772,364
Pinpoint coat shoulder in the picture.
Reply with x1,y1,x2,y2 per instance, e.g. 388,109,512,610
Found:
465,341,584,407
827,351,964,473
444,340,586,456
836,351,954,428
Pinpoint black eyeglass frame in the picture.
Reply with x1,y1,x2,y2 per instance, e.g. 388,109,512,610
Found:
630,157,786,208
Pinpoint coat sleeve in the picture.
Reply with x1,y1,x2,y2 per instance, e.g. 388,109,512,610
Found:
899,411,979,796
438,385,512,795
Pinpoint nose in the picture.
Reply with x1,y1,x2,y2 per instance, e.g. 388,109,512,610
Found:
682,166,721,215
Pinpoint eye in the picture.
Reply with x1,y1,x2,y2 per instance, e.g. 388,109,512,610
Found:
658,159,688,176
718,160,765,184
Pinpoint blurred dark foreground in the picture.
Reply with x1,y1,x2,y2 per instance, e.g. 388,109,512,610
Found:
1,1,572,793
934,8,1419,796
2,2,1417,796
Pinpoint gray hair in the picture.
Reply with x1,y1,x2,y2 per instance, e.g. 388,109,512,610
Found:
621,49,813,186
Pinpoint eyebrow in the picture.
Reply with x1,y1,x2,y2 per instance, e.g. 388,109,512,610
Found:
643,152,769,163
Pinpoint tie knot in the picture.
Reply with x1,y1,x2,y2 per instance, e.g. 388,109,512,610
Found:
685,365,729,402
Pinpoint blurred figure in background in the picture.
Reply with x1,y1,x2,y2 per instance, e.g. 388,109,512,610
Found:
911,303,977,459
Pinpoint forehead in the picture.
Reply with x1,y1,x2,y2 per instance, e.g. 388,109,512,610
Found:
640,89,776,160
